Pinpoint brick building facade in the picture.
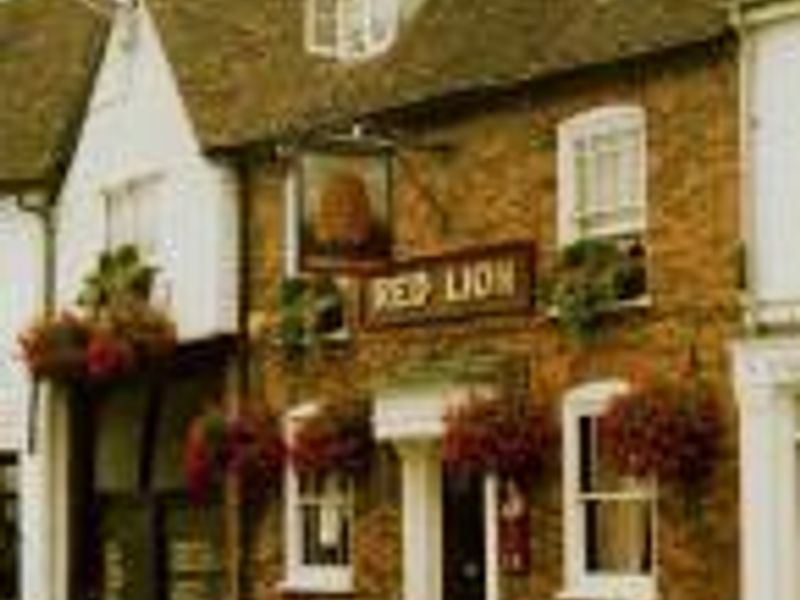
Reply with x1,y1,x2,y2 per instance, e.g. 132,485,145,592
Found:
240,30,741,600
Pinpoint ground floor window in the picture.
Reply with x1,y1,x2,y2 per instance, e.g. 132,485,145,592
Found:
0,456,18,600
285,468,354,592
77,345,229,600
562,381,655,600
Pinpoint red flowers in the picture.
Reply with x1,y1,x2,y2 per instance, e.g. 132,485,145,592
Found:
183,408,285,503
19,312,90,381
288,400,373,476
599,379,725,489
86,332,135,379
18,244,176,386
18,307,175,385
442,391,557,479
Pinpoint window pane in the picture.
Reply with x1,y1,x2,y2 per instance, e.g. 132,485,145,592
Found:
340,0,368,55
94,385,149,493
298,473,352,567
369,0,396,47
571,116,644,237
579,415,646,494
311,0,338,50
584,498,653,574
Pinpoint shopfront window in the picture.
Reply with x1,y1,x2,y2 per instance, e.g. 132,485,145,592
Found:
0,457,18,600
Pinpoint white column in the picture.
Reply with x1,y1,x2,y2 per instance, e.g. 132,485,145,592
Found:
484,476,499,600
396,440,442,600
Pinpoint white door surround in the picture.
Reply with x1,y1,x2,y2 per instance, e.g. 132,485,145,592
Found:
373,378,499,600
733,337,800,600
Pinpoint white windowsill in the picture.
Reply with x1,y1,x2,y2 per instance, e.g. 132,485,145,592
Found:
278,576,354,596
547,294,652,319
558,583,656,600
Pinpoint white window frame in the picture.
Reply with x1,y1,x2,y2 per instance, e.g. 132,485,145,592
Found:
305,0,398,61
560,380,656,600
101,173,171,308
557,106,647,245
282,404,354,594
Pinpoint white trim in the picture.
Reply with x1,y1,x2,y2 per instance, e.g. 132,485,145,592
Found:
395,439,442,600
304,0,398,61
557,105,647,245
735,0,800,28
484,475,500,600
732,337,800,600
560,380,656,600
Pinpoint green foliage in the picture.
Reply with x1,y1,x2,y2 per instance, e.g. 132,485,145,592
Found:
77,244,158,312
277,275,345,359
549,237,646,341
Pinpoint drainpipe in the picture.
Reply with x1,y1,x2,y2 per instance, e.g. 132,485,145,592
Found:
14,192,57,452
14,189,60,600
228,148,255,600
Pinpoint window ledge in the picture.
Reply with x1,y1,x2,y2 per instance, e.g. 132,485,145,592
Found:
278,577,354,596
557,581,655,600
546,294,652,319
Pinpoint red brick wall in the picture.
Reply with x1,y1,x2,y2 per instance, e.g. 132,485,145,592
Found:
244,38,740,600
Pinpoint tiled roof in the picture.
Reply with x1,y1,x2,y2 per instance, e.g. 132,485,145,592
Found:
0,0,107,184
149,0,731,149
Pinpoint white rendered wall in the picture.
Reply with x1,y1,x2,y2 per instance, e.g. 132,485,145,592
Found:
747,13,800,322
57,1,238,341
0,197,51,600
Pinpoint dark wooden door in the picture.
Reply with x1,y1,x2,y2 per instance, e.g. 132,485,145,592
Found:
443,473,485,600
95,496,159,600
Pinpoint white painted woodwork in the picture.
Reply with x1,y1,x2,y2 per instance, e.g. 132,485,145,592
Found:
732,337,800,600
57,1,238,340
374,377,500,600
396,440,442,600
0,197,47,600
745,12,800,324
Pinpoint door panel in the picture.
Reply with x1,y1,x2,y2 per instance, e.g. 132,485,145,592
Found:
161,498,224,600
96,497,158,600
443,473,485,600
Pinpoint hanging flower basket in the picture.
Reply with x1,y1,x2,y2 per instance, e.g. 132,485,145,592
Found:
549,236,647,341
18,245,176,385
184,407,228,502
599,378,725,490
18,312,91,382
276,275,346,360
289,400,373,476
442,391,557,480
183,407,285,503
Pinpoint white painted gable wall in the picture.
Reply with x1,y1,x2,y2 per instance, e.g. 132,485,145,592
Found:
57,1,238,340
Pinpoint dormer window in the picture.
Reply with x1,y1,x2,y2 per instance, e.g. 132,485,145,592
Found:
306,0,398,60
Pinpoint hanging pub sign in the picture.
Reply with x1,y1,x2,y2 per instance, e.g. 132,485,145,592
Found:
298,145,393,273
362,243,535,327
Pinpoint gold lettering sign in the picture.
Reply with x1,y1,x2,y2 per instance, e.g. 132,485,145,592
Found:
363,244,535,326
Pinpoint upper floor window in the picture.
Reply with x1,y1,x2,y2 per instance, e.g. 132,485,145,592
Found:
0,456,18,600
562,381,655,600
306,0,398,60
558,106,646,244
103,174,163,259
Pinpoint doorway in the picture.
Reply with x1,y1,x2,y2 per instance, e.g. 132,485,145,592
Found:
443,472,486,600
